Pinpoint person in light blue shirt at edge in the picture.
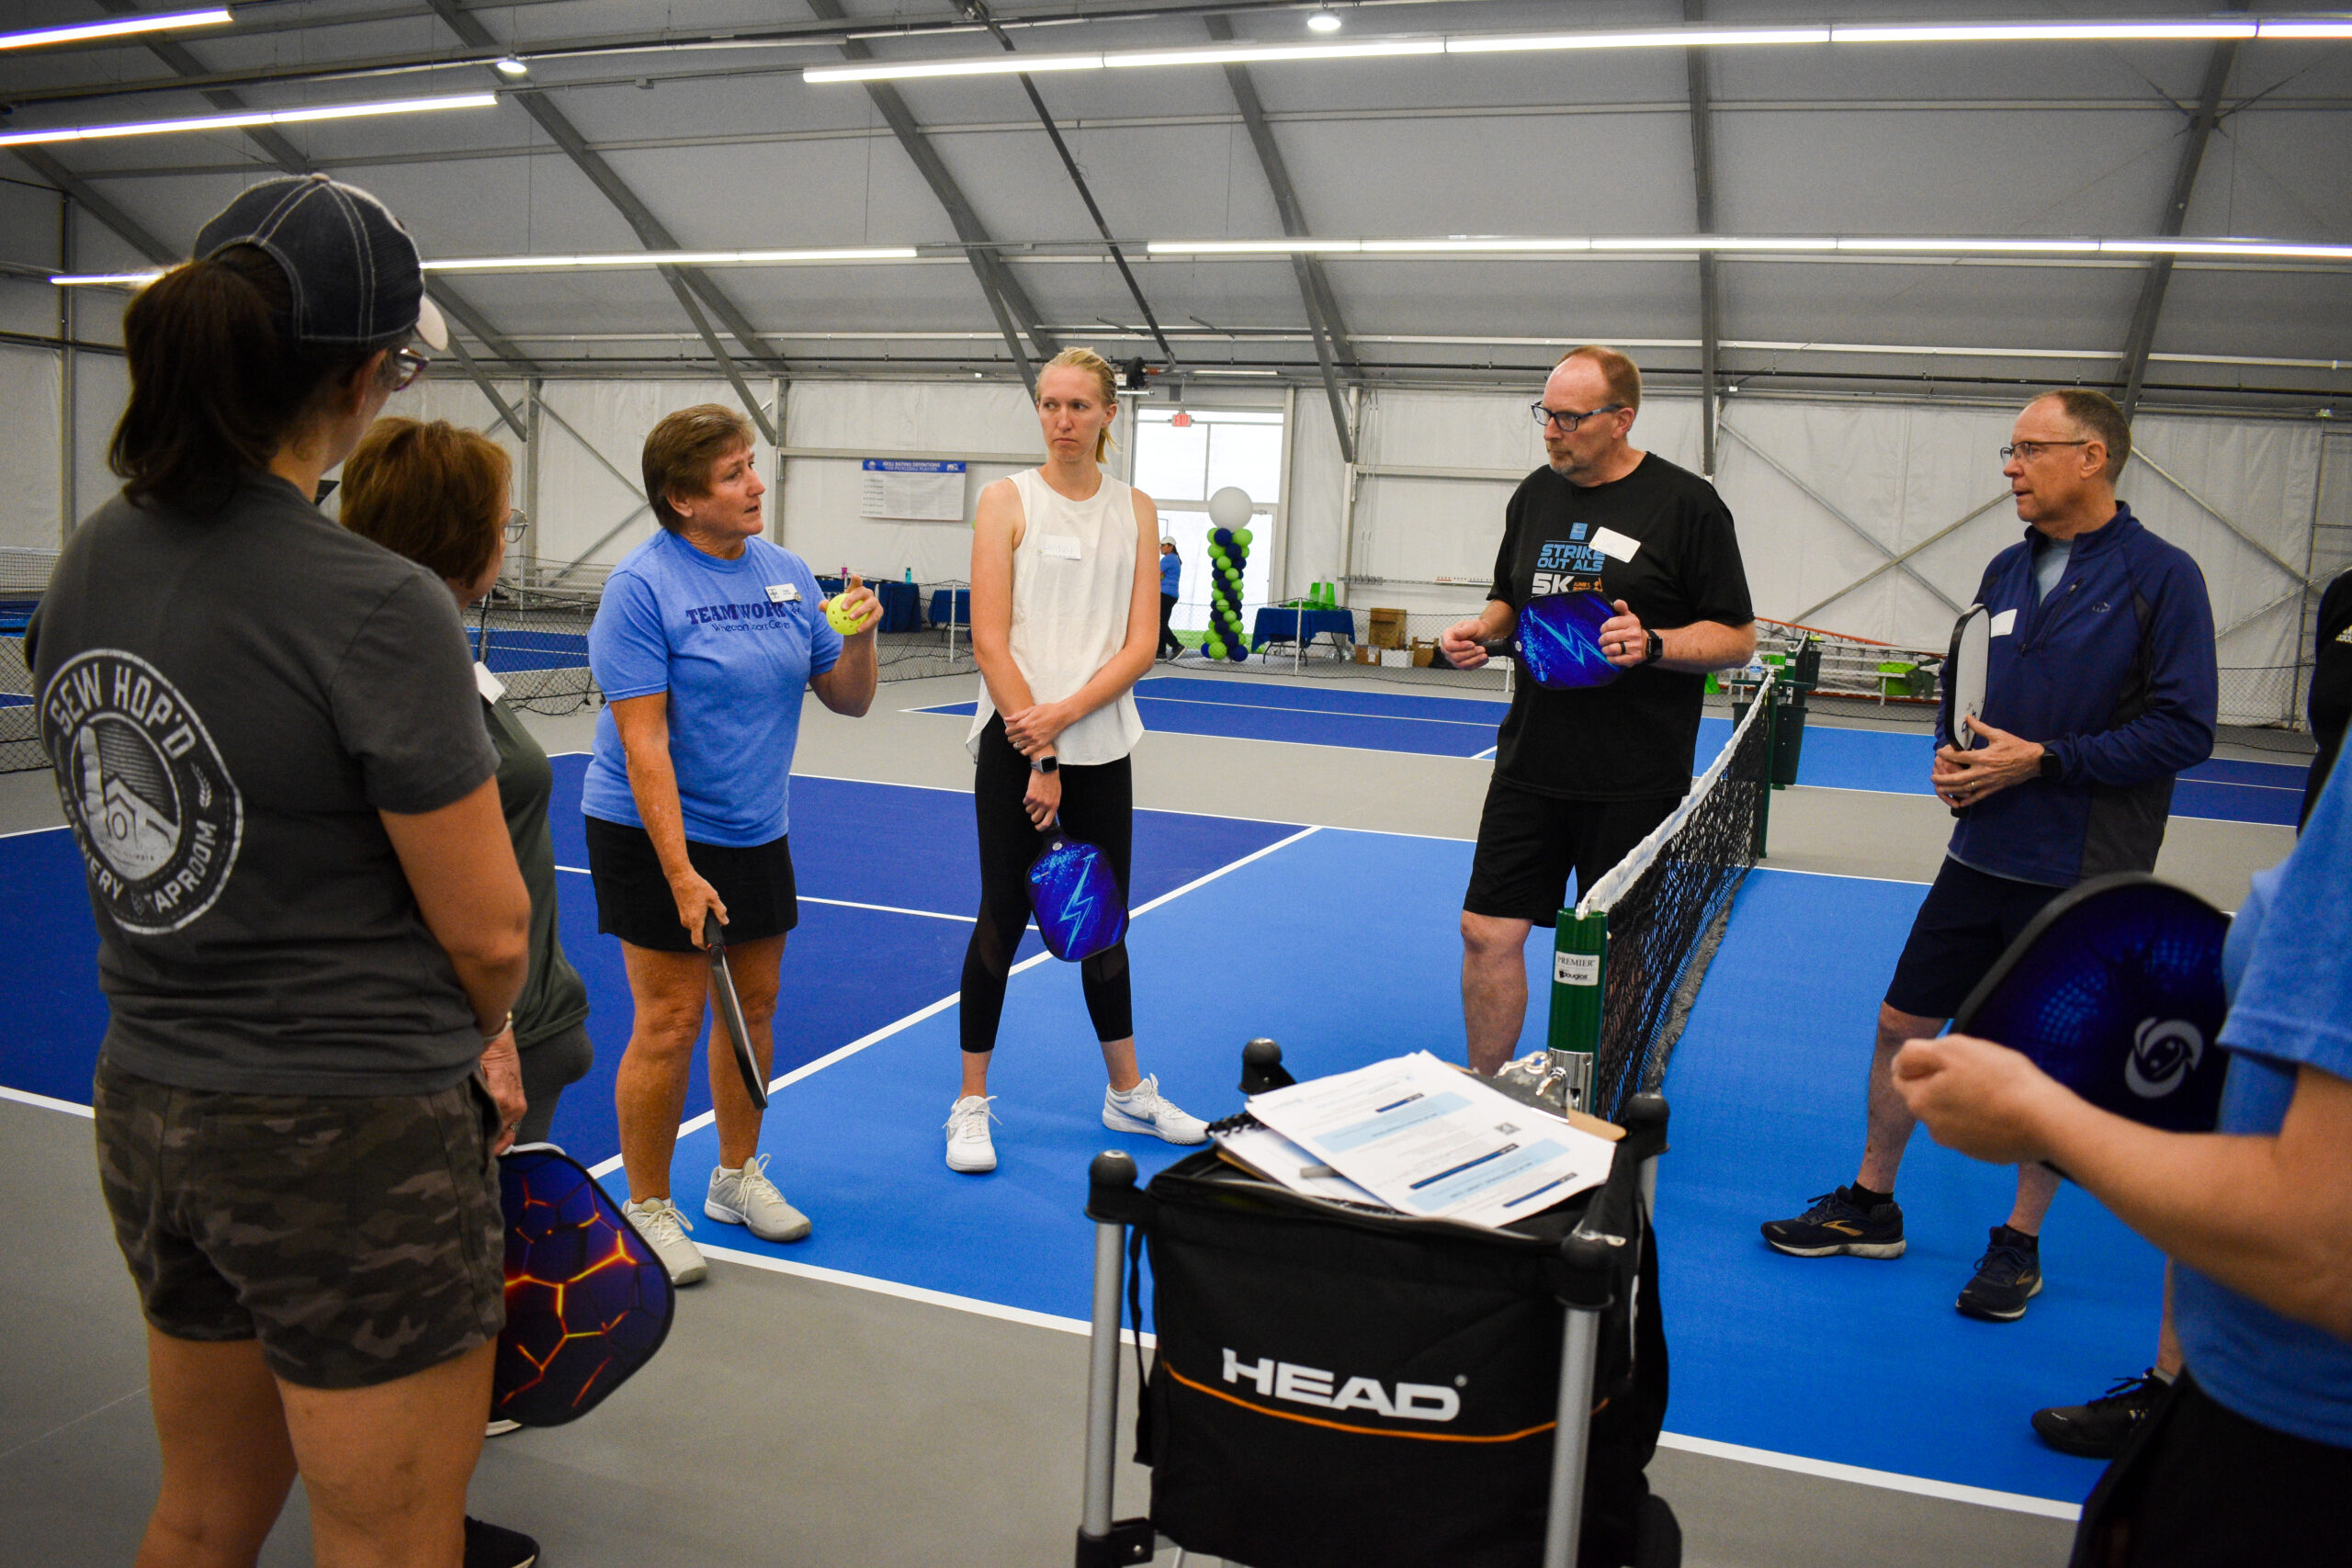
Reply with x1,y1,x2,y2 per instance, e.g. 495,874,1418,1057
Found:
582,404,880,1286
1896,760,2352,1564
1157,537,1183,660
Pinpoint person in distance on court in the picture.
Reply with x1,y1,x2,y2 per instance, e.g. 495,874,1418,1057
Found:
944,348,1210,1174
1762,389,2218,1325
2298,565,2352,828
1438,345,1757,1078
1159,537,1185,660
338,418,594,1160
1894,755,2352,1565
583,406,880,1283
27,176,539,1568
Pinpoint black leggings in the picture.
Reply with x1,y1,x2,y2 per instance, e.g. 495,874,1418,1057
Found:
1158,592,1182,657
961,714,1135,1054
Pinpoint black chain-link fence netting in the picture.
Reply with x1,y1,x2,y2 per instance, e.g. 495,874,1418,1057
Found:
1585,685,1778,1123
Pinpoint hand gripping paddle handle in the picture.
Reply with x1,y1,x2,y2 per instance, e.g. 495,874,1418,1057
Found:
703,910,767,1111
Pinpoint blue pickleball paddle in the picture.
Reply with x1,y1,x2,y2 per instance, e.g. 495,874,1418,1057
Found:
493,1145,677,1427
1510,590,1623,690
1028,829,1129,963
1951,874,2232,1134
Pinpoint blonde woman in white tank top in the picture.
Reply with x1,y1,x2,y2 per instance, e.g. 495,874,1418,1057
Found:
943,350,1209,1174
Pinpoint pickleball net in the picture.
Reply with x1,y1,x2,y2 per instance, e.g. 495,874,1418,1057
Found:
1563,670,1779,1122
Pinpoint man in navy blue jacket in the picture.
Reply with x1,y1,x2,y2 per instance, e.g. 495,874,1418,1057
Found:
1762,389,2218,1323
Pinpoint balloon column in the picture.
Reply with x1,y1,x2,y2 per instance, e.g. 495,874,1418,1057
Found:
1199,485,1256,664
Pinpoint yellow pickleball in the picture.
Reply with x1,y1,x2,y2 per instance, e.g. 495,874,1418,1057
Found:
822,595,865,635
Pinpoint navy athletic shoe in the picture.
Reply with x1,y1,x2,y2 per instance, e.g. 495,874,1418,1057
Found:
463,1517,538,1568
2031,1370,2169,1458
1957,1225,2044,1321
1760,1189,1906,1258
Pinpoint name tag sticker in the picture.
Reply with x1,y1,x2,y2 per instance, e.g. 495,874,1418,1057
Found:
473,661,506,703
764,582,800,604
1589,526,1642,563
1990,608,2019,637
1038,534,1082,561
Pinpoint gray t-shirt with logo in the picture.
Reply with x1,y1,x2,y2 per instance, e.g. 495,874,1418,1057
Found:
27,473,498,1096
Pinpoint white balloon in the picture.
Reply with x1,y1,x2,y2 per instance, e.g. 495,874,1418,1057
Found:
1207,486,1253,530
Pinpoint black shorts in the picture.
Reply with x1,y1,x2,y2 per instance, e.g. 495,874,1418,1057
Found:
2073,1369,2352,1567
1883,857,2066,1021
93,1057,505,1391
1463,780,1682,928
583,814,797,953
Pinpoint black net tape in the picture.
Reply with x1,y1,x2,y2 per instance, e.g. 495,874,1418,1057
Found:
1586,690,1776,1122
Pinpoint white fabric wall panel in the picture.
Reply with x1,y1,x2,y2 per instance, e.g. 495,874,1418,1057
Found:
777,380,1042,582
0,345,62,549
71,352,130,530
529,379,762,572
1281,393,1348,607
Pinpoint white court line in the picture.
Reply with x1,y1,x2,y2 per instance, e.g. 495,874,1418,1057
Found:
0,1084,93,1118
1654,1433,2081,1521
1472,745,1498,761
551,866,975,923
689,1242,2076,1521
1131,693,1501,728
583,825,1324,1178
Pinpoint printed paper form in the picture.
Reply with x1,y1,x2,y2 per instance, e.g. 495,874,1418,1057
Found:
1212,1122,1387,1208
1246,1052,1616,1229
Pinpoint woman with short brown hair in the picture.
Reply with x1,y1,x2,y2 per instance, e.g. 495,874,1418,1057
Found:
582,405,880,1283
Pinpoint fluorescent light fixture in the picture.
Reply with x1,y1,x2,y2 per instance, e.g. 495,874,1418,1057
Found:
1833,21,2257,43
1193,367,1280,376
2101,239,2352,259
1448,27,1829,53
2258,20,2352,38
803,50,1101,83
0,92,500,150
1148,238,1363,254
1591,235,1838,251
423,246,922,271
1104,39,1444,69
0,7,232,52
1306,12,1342,34
1361,238,1593,253
1839,237,2099,254
493,56,530,78
51,270,165,288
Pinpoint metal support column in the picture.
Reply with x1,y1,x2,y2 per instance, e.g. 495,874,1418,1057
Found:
1685,0,1722,479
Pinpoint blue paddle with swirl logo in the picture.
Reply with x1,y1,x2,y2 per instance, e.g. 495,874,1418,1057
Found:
1951,873,2231,1135
1508,590,1623,690
1028,829,1128,963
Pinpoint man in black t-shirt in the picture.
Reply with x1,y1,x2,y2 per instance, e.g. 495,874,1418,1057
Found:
1439,346,1757,1075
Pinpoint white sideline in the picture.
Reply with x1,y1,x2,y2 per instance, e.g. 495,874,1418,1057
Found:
582,824,1323,1177
690,1243,2080,1522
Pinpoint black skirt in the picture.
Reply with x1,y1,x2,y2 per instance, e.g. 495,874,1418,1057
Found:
582,814,798,953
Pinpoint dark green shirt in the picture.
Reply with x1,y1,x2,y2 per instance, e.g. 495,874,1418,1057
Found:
482,694,590,1048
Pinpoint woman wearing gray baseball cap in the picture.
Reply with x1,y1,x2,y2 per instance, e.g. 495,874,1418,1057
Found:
27,175,537,1568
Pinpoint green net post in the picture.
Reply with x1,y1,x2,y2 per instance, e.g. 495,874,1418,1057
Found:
1754,677,1776,860
1544,908,1607,1114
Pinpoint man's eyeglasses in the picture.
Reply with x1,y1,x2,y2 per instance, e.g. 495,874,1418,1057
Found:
2000,439,2090,463
1531,401,1627,433
389,347,430,391
503,511,528,545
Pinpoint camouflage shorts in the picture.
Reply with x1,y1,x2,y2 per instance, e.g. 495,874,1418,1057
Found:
93,1058,505,1390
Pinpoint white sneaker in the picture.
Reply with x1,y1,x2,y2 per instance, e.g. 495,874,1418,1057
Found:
621,1196,707,1285
485,1418,522,1438
944,1095,999,1173
705,1153,812,1243
1102,1075,1208,1145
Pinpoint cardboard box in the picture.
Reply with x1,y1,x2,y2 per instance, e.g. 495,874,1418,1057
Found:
1368,606,1408,649
1409,637,1436,669
1352,642,1374,665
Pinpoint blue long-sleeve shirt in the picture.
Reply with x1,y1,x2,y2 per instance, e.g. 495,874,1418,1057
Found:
1159,552,1181,598
1943,502,2217,886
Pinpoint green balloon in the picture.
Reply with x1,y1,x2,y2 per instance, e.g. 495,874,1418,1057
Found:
1233,528,1253,547
1204,637,1227,658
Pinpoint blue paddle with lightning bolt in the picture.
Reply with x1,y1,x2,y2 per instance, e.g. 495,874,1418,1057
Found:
1507,590,1623,690
1028,827,1128,963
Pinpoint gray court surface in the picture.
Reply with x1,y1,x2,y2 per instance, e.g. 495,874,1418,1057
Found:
4,671,2301,1566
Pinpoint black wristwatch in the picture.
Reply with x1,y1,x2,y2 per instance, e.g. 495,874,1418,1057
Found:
2038,748,2062,783
1639,629,1664,666
1031,754,1059,775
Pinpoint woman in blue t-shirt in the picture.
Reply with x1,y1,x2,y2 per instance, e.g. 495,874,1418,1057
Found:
1897,762,2352,1563
582,405,879,1285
